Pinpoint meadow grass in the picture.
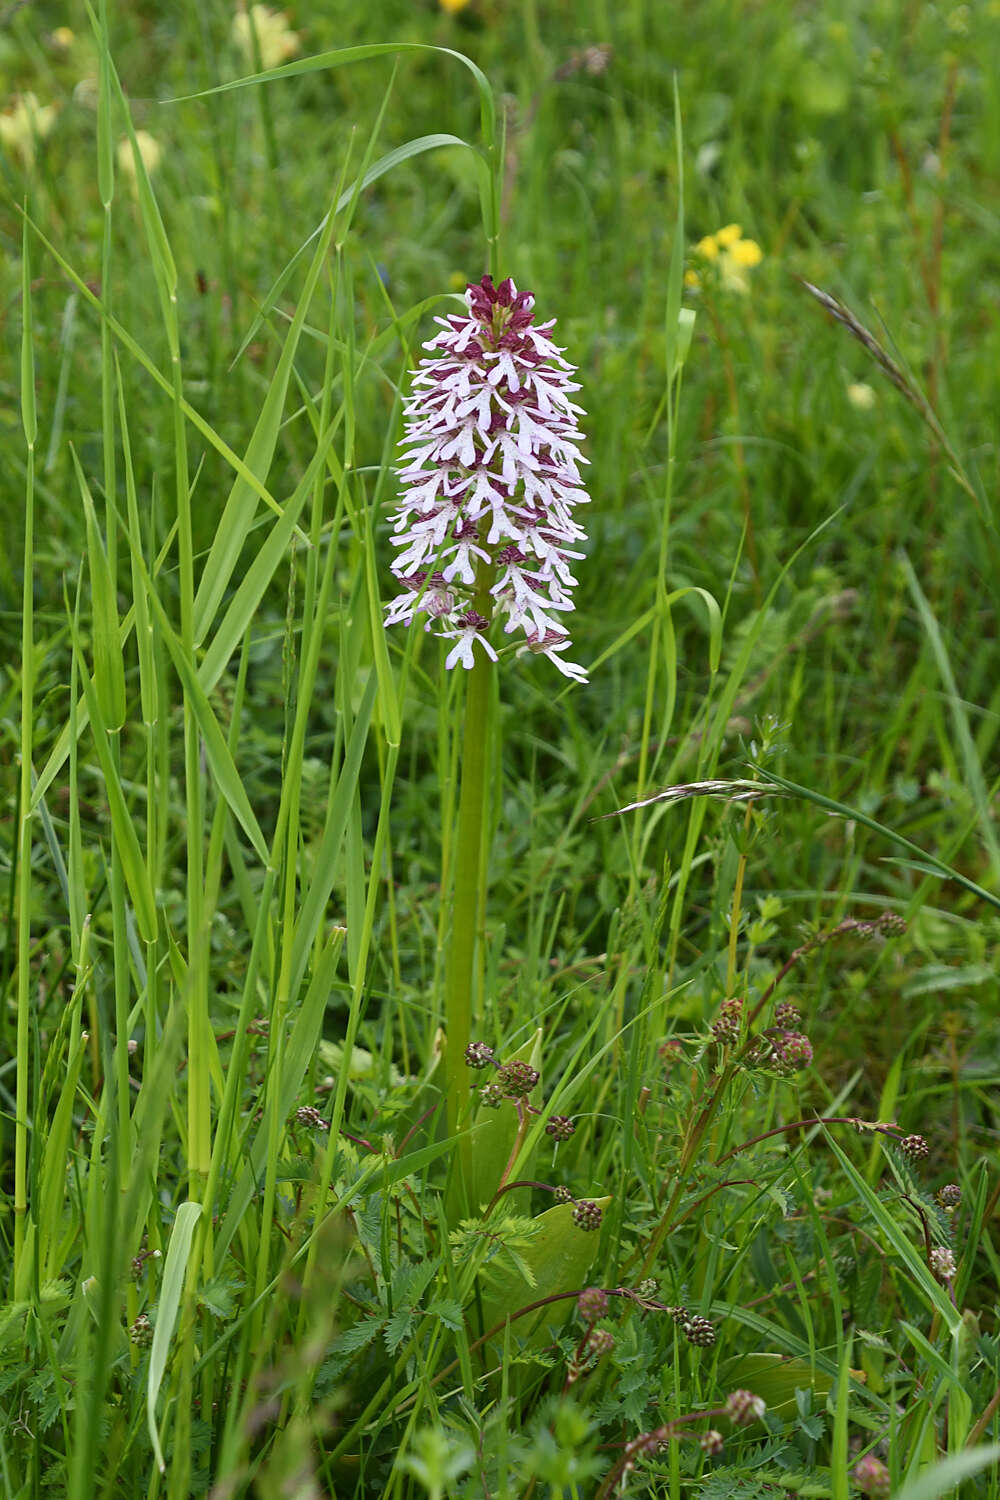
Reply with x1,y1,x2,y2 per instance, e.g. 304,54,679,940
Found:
2,1,1000,1496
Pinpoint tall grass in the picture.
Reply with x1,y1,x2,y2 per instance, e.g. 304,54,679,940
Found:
2,1,999,1497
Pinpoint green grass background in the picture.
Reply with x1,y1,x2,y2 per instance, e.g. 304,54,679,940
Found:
2,1,999,1496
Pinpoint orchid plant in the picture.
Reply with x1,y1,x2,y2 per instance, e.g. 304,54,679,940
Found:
385,272,590,1186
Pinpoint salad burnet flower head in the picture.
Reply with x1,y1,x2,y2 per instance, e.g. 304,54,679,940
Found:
385,274,589,681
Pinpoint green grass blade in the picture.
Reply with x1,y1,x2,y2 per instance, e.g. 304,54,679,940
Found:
141,581,270,865
73,450,127,731
147,1201,203,1473
65,602,157,942
893,1446,1000,1500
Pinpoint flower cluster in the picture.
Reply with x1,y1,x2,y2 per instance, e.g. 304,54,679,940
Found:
232,5,301,69
711,997,743,1046
386,274,589,680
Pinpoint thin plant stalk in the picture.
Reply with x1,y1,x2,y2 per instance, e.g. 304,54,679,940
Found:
13,214,37,1289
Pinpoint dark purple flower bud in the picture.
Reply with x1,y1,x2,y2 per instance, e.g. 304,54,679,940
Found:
545,1114,576,1142
936,1183,961,1210
711,999,742,1045
294,1106,328,1131
700,1430,724,1456
572,1199,603,1232
683,1315,717,1347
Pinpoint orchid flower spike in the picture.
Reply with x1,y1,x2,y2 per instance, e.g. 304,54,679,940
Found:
386,274,590,682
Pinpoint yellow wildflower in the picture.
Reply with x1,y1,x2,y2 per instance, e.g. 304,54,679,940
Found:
846,381,876,410
439,0,471,12
232,5,301,70
50,26,76,50
117,130,163,185
0,92,58,169
690,223,764,295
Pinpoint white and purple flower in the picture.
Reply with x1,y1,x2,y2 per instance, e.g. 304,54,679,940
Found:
386,274,589,681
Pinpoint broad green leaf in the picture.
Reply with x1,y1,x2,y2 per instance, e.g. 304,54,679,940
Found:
147,1201,202,1472
710,1301,888,1416
478,1197,611,1346
716,1352,837,1418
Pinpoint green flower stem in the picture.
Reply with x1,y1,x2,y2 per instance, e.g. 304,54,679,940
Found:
444,610,494,1163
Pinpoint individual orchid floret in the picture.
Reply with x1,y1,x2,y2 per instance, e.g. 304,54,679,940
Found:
386,274,590,680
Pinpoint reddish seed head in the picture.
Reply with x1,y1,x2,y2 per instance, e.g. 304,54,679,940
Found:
852,1455,891,1497
572,1199,603,1232
577,1286,608,1322
725,1389,766,1427
900,1133,929,1161
683,1315,716,1348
